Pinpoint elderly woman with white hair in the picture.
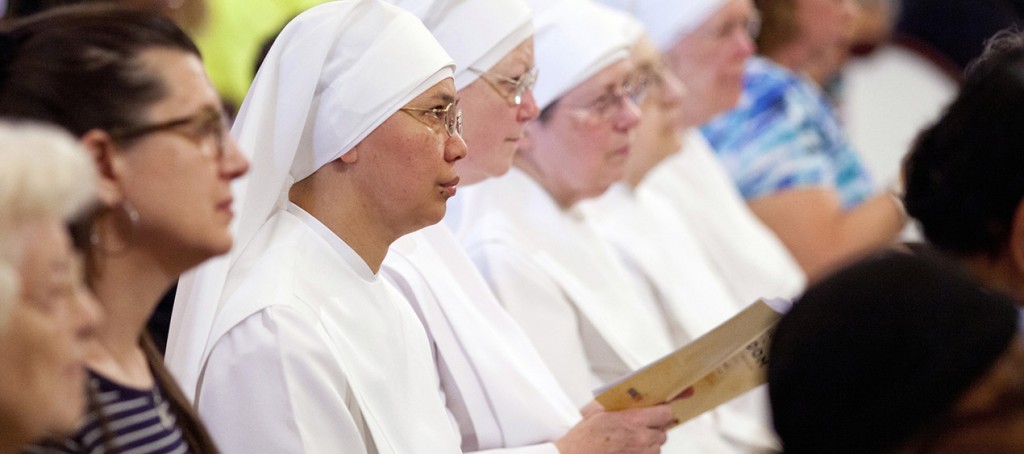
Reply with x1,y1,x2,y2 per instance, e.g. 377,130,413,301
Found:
598,0,807,304
165,1,469,452
0,122,100,452
380,0,673,452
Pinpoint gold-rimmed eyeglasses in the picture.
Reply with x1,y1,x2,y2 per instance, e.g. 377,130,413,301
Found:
110,107,229,160
468,67,538,106
400,100,463,137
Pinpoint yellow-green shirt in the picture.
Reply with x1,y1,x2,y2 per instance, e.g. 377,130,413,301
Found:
193,0,327,107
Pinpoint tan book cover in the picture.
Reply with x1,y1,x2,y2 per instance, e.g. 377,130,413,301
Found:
594,298,790,427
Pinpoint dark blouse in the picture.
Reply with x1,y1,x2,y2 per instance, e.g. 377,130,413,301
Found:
25,369,190,454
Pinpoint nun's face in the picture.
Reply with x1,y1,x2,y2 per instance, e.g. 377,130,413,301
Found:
457,38,540,186
349,78,467,233
627,37,686,182
665,0,756,126
517,60,641,208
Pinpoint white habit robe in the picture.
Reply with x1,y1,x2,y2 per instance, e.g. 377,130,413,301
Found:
640,130,807,304
448,167,749,453
196,204,461,454
582,182,781,450
382,223,581,453
581,182,740,343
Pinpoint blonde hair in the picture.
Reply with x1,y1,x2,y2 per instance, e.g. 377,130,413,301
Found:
0,121,97,327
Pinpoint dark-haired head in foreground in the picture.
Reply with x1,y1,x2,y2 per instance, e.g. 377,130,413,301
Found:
770,252,1024,453
903,29,1024,304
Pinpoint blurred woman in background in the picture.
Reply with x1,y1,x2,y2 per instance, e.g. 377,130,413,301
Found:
703,0,904,280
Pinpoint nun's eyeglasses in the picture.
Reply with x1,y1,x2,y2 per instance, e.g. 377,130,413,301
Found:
110,107,229,160
400,100,463,137
468,67,538,106
563,76,648,122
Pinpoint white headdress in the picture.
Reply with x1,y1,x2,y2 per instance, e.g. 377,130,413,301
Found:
596,0,729,51
594,1,646,44
166,0,454,400
387,0,533,90
526,0,633,109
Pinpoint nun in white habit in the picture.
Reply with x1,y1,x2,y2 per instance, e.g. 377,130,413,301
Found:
598,0,807,304
578,8,740,354
163,1,466,452
447,0,744,451
579,10,781,450
380,1,676,453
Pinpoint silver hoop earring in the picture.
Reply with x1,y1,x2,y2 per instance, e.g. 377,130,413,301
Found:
89,200,140,256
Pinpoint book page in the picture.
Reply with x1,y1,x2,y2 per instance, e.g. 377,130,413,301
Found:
594,298,788,427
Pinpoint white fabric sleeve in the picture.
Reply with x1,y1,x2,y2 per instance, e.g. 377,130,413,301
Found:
197,305,371,454
468,241,599,407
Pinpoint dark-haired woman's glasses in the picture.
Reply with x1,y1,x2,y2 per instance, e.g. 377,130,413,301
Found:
468,67,538,106
110,108,229,160
400,101,463,137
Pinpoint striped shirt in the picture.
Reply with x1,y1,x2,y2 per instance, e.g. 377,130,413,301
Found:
702,56,876,210
25,370,190,454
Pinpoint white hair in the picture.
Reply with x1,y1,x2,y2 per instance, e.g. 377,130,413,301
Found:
0,121,96,328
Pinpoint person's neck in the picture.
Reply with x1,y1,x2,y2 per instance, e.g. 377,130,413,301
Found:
623,143,679,189
623,169,644,190
291,196,395,274
86,248,175,387
679,102,720,129
767,45,813,75
514,158,587,210
962,254,1024,305
622,148,656,189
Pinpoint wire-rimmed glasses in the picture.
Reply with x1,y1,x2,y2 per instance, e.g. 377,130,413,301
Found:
561,74,649,123
400,100,463,137
468,67,539,106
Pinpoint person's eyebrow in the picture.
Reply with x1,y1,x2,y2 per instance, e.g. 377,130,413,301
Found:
427,91,456,104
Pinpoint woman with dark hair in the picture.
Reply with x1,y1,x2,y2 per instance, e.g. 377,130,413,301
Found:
903,30,1024,304
3,0,192,22
769,251,1024,453
0,5,248,452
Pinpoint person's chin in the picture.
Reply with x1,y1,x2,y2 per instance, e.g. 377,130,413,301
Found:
420,204,447,228
205,234,234,259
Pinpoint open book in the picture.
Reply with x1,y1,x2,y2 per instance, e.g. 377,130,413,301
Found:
594,298,791,427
